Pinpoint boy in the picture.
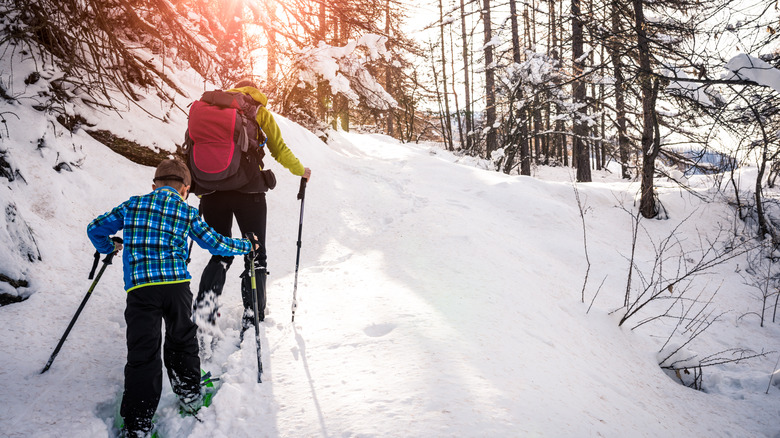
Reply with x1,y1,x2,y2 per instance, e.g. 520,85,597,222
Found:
87,159,258,437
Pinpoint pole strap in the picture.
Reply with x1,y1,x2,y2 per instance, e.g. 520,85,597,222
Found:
88,251,100,280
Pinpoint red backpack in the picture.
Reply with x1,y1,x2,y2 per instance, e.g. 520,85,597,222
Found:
183,90,268,195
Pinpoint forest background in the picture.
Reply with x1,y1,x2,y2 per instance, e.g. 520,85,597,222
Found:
7,0,780,223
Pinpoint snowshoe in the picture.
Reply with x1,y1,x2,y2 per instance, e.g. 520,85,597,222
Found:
178,370,219,417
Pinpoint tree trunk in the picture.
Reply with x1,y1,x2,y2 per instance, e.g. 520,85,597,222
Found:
589,0,600,172
332,94,350,131
749,103,780,243
450,30,464,149
549,0,563,164
557,0,568,166
509,0,530,175
610,0,630,179
635,0,658,218
756,149,770,240
524,5,535,165
591,74,600,170
600,81,606,169
510,0,521,63
317,2,329,122
430,43,447,144
267,0,277,82
385,0,394,137
459,0,473,151
534,96,543,164
439,0,454,151
482,0,497,157
572,0,591,182
333,18,350,131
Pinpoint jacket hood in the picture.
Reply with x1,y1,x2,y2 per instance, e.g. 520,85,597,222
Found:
229,86,268,107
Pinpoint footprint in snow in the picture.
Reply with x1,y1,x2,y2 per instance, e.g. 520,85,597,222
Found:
363,323,396,337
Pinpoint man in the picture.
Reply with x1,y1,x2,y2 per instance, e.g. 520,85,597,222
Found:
194,78,311,330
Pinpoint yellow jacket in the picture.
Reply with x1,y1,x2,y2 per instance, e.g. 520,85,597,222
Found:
229,86,306,176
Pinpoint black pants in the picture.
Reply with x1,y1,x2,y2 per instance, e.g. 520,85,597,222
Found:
121,282,200,434
197,191,267,316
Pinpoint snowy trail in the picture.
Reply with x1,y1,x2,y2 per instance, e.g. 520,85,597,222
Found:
1,116,779,437
186,129,776,437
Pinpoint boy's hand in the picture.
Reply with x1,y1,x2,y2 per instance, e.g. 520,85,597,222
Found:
111,236,124,253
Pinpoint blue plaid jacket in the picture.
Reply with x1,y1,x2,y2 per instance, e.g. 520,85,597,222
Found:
87,186,251,292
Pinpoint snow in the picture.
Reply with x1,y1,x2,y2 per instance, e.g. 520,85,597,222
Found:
725,53,780,93
664,66,717,107
1,49,780,438
482,36,503,50
295,36,397,111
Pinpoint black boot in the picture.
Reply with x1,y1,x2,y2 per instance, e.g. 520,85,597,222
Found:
240,263,267,340
192,290,219,325
240,259,267,322
194,255,233,325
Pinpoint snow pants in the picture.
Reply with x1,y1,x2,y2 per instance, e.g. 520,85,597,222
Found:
121,282,200,434
196,191,267,318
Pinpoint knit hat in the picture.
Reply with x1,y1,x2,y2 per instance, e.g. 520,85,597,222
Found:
234,77,258,89
153,159,191,186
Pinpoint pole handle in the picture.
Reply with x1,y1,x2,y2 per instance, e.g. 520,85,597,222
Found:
102,236,123,265
89,237,123,279
297,177,307,200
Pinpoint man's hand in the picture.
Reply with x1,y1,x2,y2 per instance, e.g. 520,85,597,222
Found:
246,232,262,252
302,167,312,181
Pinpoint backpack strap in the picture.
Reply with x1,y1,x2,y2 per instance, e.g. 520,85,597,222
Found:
257,126,267,148
254,104,268,147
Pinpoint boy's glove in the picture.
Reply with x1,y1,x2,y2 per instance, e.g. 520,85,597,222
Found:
110,236,124,253
89,236,123,279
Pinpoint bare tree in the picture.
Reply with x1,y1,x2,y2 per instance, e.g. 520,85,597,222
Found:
615,207,750,327
482,0,498,157
6,0,232,108
741,243,780,327
437,0,454,150
458,0,474,151
571,0,591,182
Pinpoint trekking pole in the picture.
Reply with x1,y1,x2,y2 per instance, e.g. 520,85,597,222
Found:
41,237,123,374
292,177,307,323
246,233,264,383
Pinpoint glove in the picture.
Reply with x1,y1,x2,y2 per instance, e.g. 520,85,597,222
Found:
111,236,124,253
245,232,262,256
89,236,124,279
